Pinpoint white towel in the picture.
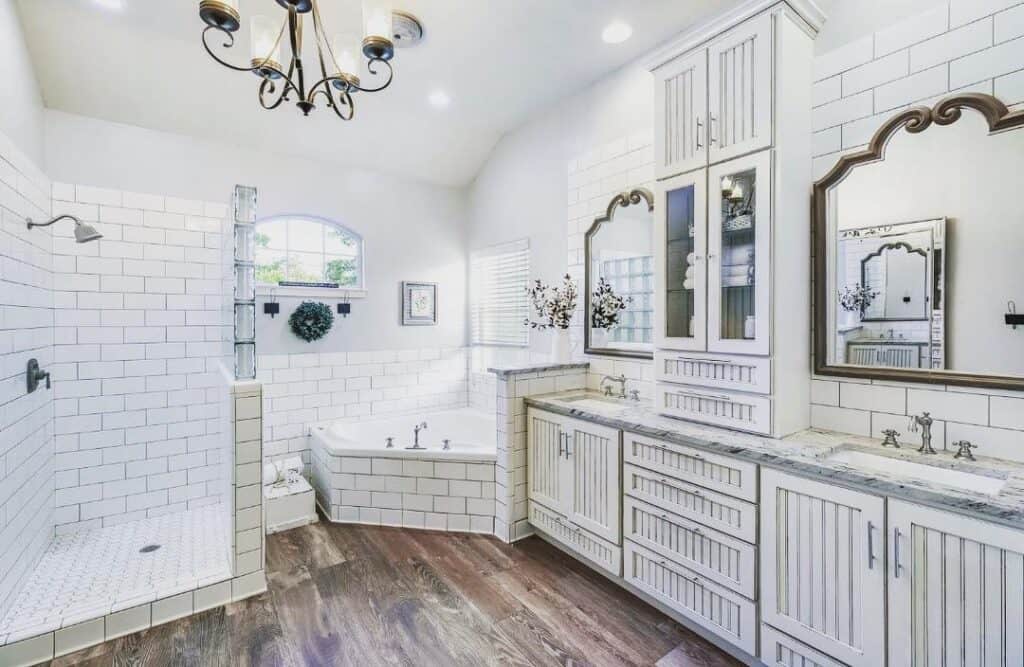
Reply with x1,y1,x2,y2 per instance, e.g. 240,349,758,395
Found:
685,266,694,280
722,275,753,288
722,245,754,265
721,264,754,278
683,279,695,290
686,252,696,265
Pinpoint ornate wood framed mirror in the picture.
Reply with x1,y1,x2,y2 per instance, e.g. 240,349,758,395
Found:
584,188,655,359
813,93,1024,390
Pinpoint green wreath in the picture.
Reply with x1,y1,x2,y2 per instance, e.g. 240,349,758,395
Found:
289,301,334,342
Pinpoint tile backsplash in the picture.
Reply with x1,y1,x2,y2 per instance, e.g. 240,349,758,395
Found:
810,0,1024,462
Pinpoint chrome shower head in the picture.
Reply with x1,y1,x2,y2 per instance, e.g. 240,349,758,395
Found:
73,221,103,244
26,214,103,243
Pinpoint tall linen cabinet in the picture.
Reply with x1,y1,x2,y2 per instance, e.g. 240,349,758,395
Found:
651,2,813,437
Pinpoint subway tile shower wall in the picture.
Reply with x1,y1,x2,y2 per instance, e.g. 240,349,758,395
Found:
257,348,470,468
49,183,233,532
0,131,55,620
810,0,1024,460
566,131,656,399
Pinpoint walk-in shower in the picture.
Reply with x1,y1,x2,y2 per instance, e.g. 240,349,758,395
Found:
25,214,103,243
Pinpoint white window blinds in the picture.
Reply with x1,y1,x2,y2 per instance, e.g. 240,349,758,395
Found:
470,239,530,346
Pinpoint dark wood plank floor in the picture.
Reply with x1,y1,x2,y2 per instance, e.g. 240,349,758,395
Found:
49,517,740,666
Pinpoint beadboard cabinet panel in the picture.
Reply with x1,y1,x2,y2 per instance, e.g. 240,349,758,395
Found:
888,500,1024,667
657,383,772,436
656,350,772,395
625,496,757,598
655,49,709,180
623,431,758,501
760,624,847,667
565,418,621,543
760,469,886,667
530,501,622,576
527,411,564,512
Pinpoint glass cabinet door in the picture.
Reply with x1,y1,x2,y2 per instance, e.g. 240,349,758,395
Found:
707,151,771,355
655,170,706,351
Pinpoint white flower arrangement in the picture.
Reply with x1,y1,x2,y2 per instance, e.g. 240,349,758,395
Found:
524,274,578,330
591,277,632,330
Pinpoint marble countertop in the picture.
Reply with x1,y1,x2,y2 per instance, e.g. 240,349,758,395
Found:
525,391,1024,530
485,362,589,377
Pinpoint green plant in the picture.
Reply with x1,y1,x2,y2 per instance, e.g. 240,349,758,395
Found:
289,301,334,342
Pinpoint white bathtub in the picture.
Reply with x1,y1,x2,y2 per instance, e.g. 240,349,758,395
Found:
311,407,497,462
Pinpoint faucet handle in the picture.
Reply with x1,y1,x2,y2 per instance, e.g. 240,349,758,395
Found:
881,429,900,448
385,437,394,448
953,440,977,461
629,390,640,401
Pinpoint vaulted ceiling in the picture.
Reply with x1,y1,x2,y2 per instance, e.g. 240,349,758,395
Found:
18,0,747,187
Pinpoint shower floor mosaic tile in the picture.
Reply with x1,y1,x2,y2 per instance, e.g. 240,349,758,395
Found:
0,506,231,646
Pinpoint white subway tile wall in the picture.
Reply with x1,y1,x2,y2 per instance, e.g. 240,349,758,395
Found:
0,131,55,622
49,184,232,532
257,348,470,471
811,1,1024,460
567,131,657,399
812,1,1024,170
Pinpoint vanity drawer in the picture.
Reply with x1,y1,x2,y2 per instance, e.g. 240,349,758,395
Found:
656,350,771,395
625,541,756,655
760,624,847,667
624,463,757,543
623,432,757,502
624,496,756,599
657,382,771,436
529,501,621,577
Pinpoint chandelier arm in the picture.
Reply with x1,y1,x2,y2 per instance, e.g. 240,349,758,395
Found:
258,76,293,110
326,89,355,121
201,26,261,73
348,58,395,93
310,0,333,81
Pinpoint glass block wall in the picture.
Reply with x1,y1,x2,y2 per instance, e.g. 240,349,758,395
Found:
233,185,257,379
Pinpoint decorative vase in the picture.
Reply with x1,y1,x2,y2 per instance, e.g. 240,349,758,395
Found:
591,328,608,349
550,328,572,363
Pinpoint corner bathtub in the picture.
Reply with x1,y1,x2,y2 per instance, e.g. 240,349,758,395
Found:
310,408,499,534
311,407,497,461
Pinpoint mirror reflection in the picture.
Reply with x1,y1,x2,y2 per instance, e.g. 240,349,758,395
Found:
585,190,654,358
825,99,1024,378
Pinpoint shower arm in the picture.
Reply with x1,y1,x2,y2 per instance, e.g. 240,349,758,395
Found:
26,214,82,230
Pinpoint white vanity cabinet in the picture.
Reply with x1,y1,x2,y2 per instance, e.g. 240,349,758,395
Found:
888,500,1024,667
760,469,886,667
526,408,622,574
653,13,772,180
651,2,813,438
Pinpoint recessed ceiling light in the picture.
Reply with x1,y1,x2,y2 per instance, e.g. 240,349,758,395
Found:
428,90,451,109
94,0,124,9
602,21,633,44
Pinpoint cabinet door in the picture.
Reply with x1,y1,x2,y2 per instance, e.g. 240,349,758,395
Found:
707,12,773,164
654,49,708,180
526,409,565,513
563,417,621,543
707,151,771,355
654,169,707,351
888,500,1024,667
760,470,885,667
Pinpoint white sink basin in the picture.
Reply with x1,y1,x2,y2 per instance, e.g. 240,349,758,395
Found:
563,396,627,412
827,450,1006,496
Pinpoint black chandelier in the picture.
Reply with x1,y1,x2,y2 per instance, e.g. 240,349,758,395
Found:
198,0,422,121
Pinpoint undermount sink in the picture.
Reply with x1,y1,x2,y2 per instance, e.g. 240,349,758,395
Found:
563,396,627,411
827,449,1007,496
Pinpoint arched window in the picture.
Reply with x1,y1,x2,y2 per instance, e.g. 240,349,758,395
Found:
254,216,363,288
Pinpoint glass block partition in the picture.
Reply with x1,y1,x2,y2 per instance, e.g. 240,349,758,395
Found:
233,185,257,379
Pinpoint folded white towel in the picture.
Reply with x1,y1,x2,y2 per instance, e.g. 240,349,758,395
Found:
721,264,754,278
721,275,753,288
683,279,695,290
685,266,694,279
722,245,754,265
686,252,696,265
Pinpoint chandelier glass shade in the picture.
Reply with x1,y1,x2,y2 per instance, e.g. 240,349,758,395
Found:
198,0,407,121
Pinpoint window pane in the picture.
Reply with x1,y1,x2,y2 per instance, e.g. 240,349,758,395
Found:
324,255,359,286
288,252,324,283
256,219,287,251
255,247,287,285
288,219,325,254
325,227,359,256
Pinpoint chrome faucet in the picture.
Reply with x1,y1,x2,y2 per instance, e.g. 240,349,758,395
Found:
407,422,428,450
953,440,978,461
601,374,627,399
908,412,937,455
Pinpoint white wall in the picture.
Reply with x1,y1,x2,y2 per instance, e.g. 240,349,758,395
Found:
0,0,44,165
0,128,53,620
810,0,1024,460
467,62,654,356
44,111,469,356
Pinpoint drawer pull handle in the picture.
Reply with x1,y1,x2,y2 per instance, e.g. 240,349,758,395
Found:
691,526,703,535
670,357,732,365
671,390,734,402
656,476,701,496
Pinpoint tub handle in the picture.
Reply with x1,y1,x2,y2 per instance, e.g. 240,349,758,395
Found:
443,439,451,451
385,437,394,449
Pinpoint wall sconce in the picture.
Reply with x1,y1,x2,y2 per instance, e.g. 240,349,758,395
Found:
1008,301,1023,329
264,289,280,318
338,300,351,317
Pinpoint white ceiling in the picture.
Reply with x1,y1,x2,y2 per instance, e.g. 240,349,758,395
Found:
18,0,744,187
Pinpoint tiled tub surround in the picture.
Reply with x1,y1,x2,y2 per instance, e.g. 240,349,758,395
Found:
0,131,55,623
809,0,1024,456
526,391,1024,531
258,347,470,470
49,183,233,532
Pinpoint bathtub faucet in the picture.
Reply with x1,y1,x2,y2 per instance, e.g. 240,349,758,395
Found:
408,422,428,450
